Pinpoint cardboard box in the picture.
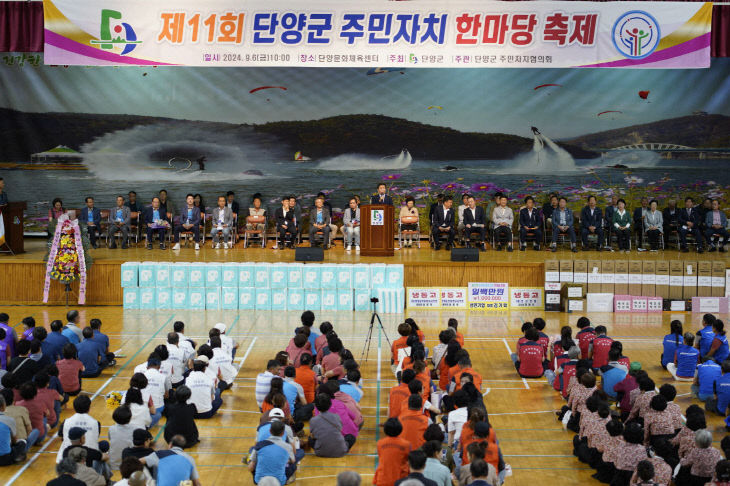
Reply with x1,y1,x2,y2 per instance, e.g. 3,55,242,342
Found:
601,261,615,294
713,262,726,297
270,264,288,289
586,293,614,312
287,288,304,310
321,289,338,311
544,282,561,312
573,260,588,285
545,260,560,283
669,260,684,300
629,261,643,296
271,288,288,310
337,289,354,311
123,288,139,309
337,265,353,289
121,262,139,288
221,287,238,310
205,263,222,288
567,299,585,313
560,260,574,283
560,284,584,311
631,296,648,313
692,296,730,313
698,261,713,297
647,297,663,313
655,261,670,299
587,260,602,293
614,260,629,295
386,264,405,288
354,288,372,311
287,263,303,289
642,261,656,297
320,265,337,290
614,295,632,313
238,288,255,310
684,261,697,299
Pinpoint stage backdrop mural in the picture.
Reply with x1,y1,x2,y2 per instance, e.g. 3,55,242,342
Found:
0,54,729,233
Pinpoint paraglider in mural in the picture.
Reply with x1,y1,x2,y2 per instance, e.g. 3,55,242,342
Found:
249,86,287,101
597,110,623,118
638,90,650,100
427,106,443,115
366,67,406,75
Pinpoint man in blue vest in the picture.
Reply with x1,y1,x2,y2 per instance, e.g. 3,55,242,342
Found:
696,314,717,357
142,435,200,486
667,333,700,381
248,420,297,485
708,360,730,415
694,357,722,403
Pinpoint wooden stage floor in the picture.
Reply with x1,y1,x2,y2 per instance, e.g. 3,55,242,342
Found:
0,307,728,486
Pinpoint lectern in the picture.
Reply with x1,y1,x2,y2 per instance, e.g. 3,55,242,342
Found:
360,204,394,257
0,201,25,255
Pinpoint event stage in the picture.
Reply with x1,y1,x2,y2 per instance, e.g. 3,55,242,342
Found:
1,237,728,306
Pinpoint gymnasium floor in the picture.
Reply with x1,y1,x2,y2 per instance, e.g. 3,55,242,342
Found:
0,307,728,486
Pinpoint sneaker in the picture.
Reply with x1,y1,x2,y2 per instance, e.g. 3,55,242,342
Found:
346,245,351,252
571,246,578,253
195,243,200,250
520,245,526,251
507,245,513,252
223,243,229,249
215,243,221,249
160,243,166,250
550,245,557,253
146,243,152,250
355,245,360,252
709,245,717,252
172,243,180,250
121,242,128,249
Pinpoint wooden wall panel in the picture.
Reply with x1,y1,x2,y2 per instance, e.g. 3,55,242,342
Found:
403,262,544,288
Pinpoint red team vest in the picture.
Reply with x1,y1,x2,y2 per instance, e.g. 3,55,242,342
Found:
553,354,571,391
518,341,545,378
560,361,578,398
591,336,614,368
537,332,550,359
577,328,596,359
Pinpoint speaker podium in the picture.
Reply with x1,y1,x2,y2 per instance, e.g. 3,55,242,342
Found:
360,204,394,257
0,201,26,255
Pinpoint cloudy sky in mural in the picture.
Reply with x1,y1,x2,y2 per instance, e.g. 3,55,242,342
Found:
1,58,729,138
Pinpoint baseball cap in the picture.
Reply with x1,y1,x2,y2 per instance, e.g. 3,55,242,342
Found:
68,427,87,441
195,355,209,364
132,428,153,445
269,408,285,419
474,421,491,437
214,323,227,333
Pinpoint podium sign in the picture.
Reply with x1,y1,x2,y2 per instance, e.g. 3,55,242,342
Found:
360,204,394,257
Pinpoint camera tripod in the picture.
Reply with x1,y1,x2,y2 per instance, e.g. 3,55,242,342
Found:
360,298,391,362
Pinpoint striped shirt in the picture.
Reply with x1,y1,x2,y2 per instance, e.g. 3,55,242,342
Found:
255,371,275,408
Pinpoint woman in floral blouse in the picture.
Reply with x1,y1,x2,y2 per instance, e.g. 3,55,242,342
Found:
613,422,649,486
677,429,724,486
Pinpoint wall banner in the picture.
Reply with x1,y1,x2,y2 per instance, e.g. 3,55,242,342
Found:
468,282,509,311
406,287,467,309
43,0,712,68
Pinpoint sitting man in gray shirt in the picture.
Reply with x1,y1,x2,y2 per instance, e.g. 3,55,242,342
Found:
308,394,354,458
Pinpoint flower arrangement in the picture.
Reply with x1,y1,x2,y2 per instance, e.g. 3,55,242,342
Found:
105,391,123,409
43,214,92,304
50,220,82,283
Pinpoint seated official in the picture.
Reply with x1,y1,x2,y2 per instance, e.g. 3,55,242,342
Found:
519,196,542,251
309,197,332,249
210,196,234,249
225,191,240,216
678,197,705,253
342,197,360,252
643,200,663,251
492,195,514,252
246,195,266,232
542,194,558,228
457,193,470,241
580,196,604,251
275,197,296,249
705,199,729,252
612,199,631,252
80,197,102,249
142,197,170,250
663,199,679,241
604,194,618,247
316,192,338,246
550,197,577,252
107,196,131,249
371,183,394,205
125,191,141,213
172,194,202,251
288,196,302,233
399,197,419,248
431,196,455,250
463,196,487,251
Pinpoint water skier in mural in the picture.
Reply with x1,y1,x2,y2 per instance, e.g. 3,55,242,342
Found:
196,156,206,171
531,126,541,135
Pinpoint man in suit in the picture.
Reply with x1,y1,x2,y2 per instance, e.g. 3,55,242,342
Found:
125,191,141,213
463,195,486,251
603,194,618,250
678,196,704,253
428,194,444,224
705,199,728,252
519,196,542,251
210,195,234,249
633,197,649,248
316,192,337,246
288,196,302,242
492,195,514,251
550,197,577,253
663,199,679,247
107,195,131,249
172,194,201,250
80,197,102,249
309,197,331,249
226,191,240,217
158,189,175,217
431,196,455,250
580,195,604,251
275,197,296,249
370,183,394,205
143,197,170,250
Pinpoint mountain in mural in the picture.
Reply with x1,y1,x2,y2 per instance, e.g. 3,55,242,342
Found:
565,113,730,149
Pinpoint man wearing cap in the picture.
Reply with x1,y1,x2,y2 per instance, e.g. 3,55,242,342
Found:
122,429,155,462
57,396,109,468
214,323,239,359
67,447,105,486
185,356,222,419
143,356,170,427
248,420,297,486
0,395,27,465
255,360,281,409
60,427,110,478
142,435,201,486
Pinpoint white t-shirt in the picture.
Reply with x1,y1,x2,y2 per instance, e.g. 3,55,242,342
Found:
211,347,236,384
133,362,148,375
165,344,186,383
56,413,100,463
128,402,151,429
186,370,215,414
143,368,169,409
447,407,469,443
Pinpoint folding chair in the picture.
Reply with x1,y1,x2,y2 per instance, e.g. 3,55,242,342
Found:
398,216,421,249
243,215,267,248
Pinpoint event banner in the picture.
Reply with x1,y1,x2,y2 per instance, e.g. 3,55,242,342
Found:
468,282,509,311
43,0,712,68
406,287,467,309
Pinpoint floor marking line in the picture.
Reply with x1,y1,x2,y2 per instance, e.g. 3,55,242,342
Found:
502,338,529,389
